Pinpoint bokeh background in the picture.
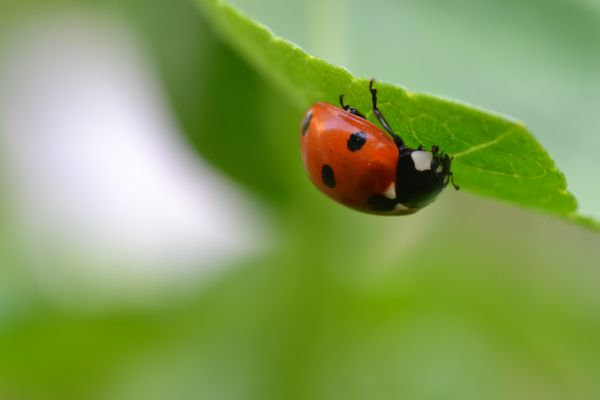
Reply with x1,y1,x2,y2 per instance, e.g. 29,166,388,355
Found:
1,0,600,399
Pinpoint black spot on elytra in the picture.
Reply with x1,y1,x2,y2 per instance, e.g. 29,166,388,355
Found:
321,164,336,188
368,195,397,212
347,131,367,152
301,111,313,135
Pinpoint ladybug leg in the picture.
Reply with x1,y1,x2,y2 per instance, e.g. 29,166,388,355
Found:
339,95,366,119
417,144,424,151
431,145,439,154
369,79,404,147
339,94,349,110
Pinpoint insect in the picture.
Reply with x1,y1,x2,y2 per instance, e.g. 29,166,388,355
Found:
300,79,458,215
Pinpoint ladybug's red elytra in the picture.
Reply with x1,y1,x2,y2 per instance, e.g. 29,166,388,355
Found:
300,79,458,215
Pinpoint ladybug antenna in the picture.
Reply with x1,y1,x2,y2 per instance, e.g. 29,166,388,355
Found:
450,172,460,191
369,79,404,147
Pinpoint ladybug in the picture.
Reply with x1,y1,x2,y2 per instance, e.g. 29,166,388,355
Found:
300,79,458,215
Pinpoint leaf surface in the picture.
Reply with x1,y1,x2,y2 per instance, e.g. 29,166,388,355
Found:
195,0,597,227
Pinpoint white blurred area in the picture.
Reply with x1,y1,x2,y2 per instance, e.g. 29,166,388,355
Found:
0,12,270,307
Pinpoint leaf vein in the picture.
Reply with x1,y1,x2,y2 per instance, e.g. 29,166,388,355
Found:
453,129,516,159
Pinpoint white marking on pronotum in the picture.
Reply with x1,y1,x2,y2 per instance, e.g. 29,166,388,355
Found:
435,164,443,173
411,151,433,172
393,203,411,212
383,182,396,199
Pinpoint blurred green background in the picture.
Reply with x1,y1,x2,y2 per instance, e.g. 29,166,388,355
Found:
1,0,600,399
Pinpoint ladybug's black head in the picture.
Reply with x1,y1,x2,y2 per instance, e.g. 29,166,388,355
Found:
433,151,453,187
394,147,454,209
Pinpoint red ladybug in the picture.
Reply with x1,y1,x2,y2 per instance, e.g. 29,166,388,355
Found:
300,79,458,215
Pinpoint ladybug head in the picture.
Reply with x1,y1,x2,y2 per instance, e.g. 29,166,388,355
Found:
395,147,455,209
431,151,453,188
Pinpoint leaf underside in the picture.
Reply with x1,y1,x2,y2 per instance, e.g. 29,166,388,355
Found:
196,0,598,229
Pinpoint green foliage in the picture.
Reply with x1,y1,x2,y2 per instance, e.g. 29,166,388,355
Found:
1,1,600,399
194,0,598,227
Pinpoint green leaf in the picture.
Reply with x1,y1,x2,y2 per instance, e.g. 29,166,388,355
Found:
195,0,598,228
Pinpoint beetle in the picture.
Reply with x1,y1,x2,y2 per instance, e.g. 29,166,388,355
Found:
300,79,458,215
